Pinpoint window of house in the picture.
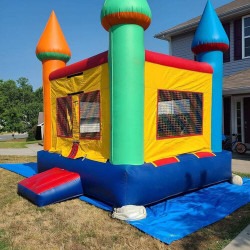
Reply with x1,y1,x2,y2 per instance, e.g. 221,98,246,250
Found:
234,18,242,60
79,90,100,139
234,16,250,60
243,16,250,58
157,90,203,139
56,96,73,137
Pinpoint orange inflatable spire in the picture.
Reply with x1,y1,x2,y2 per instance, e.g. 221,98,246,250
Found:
36,11,71,61
36,11,71,151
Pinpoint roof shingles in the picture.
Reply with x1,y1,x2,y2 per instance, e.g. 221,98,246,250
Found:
155,0,250,40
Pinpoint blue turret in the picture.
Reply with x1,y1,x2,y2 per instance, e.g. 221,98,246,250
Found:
192,0,229,152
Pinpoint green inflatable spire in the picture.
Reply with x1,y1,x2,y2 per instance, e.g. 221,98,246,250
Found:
101,0,152,165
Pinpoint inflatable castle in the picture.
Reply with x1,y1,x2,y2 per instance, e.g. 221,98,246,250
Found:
18,0,240,218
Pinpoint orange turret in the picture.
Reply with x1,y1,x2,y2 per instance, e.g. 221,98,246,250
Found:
36,11,71,150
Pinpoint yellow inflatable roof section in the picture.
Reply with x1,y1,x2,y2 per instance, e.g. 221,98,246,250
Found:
36,11,71,62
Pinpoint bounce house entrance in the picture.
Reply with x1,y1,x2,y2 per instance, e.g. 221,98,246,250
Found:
55,89,101,159
56,93,80,158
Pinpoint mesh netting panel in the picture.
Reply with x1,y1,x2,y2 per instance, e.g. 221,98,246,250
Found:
56,96,73,137
79,91,100,139
157,90,203,138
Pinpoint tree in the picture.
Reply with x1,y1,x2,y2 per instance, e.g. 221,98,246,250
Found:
0,78,43,133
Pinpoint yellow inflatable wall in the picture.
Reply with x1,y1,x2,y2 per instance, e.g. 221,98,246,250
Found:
144,60,212,162
50,63,110,162
49,51,212,164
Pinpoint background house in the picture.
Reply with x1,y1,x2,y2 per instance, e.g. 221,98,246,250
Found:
36,112,44,141
155,0,250,147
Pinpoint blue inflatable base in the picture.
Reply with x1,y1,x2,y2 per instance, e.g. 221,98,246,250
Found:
37,150,232,207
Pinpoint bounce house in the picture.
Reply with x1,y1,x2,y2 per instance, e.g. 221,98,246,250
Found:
18,0,240,218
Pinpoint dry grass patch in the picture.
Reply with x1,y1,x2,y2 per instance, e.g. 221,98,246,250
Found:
0,169,167,250
0,141,27,148
0,155,37,163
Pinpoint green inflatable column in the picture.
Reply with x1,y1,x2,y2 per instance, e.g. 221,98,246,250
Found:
101,0,151,165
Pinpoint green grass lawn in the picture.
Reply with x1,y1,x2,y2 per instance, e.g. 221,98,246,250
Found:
0,141,27,148
0,140,42,149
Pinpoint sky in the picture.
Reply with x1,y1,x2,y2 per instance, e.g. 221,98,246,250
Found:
0,0,232,90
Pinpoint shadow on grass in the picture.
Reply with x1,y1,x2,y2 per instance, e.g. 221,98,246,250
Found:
179,203,250,250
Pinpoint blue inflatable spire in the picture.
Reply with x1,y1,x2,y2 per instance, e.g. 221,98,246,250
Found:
192,0,229,153
192,0,229,54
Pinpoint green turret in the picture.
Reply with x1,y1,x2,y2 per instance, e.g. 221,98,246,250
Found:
101,0,152,165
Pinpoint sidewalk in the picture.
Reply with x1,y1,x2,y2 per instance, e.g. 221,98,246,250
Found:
223,224,250,250
232,151,250,174
0,143,43,156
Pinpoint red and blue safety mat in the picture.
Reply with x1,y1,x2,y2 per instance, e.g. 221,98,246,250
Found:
17,167,83,207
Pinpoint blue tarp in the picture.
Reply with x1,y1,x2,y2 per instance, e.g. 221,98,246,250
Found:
1,163,250,244
130,179,250,243
0,163,37,177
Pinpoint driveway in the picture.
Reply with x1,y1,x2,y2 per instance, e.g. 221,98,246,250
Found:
0,133,28,141
0,143,43,156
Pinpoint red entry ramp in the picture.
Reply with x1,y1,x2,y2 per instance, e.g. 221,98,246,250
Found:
18,167,83,206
